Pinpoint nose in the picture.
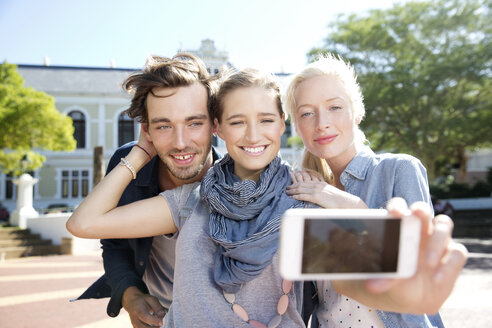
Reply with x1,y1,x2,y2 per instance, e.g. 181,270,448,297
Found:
245,123,260,143
172,126,188,150
316,109,330,131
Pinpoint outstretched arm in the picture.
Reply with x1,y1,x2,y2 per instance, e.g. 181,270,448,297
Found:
66,133,177,239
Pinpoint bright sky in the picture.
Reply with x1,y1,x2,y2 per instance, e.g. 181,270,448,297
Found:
1,0,406,74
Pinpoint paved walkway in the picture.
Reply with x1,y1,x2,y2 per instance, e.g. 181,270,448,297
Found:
0,238,490,327
0,251,129,328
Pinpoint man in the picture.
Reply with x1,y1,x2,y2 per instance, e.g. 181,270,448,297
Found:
76,53,220,328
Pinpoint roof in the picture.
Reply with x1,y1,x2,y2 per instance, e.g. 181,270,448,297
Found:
17,64,138,96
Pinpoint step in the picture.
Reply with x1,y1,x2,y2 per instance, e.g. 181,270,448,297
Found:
0,245,62,260
0,228,35,239
0,232,42,242
0,238,52,248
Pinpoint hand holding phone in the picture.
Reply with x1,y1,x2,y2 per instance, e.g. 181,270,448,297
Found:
279,208,421,280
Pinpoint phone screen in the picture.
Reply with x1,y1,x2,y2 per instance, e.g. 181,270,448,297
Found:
302,218,400,274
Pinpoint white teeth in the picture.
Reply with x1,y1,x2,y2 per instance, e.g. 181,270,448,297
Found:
173,154,193,160
243,146,265,153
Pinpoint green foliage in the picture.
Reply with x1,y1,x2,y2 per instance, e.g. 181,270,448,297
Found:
0,62,76,175
430,180,491,198
430,168,492,198
308,0,492,180
287,135,304,149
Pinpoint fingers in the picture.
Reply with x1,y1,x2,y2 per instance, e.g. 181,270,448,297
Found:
290,170,323,184
290,170,313,183
386,197,409,217
146,295,167,319
432,241,468,283
290,172,298,185
136,309,163,327
425,214,454,268
123,289,165,328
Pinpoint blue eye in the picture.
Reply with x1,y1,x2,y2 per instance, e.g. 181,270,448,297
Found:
330,106,342,111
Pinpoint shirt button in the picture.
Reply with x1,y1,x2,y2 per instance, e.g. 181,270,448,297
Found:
139,261,145,266
109,312,116,317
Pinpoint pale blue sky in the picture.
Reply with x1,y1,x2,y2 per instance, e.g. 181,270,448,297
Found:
1,0,407,73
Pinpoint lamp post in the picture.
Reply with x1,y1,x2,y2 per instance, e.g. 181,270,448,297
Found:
10,154,39,228
21,154,29,175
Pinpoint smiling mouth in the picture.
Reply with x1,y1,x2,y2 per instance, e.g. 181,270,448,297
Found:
241,145,267,154
170,153,195,163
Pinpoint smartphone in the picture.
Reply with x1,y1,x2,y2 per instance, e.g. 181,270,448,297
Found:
279,208,421,280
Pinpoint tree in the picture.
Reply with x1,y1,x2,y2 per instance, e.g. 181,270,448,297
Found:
0,62,76,176
308,0,492,181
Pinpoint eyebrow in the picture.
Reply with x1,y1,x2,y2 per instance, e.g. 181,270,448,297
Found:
225,112,278,121
150,114,208,124
296,97,346,110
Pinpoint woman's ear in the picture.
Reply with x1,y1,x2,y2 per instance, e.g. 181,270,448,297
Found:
355,114,362,125
214,118,223,139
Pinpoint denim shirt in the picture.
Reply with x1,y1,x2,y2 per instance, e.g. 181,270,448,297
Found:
321,146,445,328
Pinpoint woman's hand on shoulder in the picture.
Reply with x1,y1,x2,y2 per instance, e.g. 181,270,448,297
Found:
286,170,367,209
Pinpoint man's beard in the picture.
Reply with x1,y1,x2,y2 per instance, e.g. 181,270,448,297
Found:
158,143,212,181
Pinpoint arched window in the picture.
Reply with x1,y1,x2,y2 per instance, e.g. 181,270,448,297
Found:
118,112,135,146
68,111,86,149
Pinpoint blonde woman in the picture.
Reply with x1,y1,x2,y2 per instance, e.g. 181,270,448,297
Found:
285,54,467,327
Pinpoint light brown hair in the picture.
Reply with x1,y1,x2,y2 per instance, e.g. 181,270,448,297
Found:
214,68,283,122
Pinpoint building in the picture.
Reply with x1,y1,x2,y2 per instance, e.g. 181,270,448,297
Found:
179,39,232,75
0,42,300,213
1,64,137,212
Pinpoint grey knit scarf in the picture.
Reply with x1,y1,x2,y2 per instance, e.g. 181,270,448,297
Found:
200,154,305,293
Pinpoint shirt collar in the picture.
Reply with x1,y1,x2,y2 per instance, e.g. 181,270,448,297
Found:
342,146,375,181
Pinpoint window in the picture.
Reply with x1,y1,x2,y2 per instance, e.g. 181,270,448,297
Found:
4,172,35,200
68,111,86,149
118,112,135,146
61,170,89,199
5,173,14,200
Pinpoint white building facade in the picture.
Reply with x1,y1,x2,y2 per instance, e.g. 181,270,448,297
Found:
1,43,301,213
1,65,137,212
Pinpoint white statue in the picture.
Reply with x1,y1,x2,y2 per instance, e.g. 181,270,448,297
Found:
10,173,39,228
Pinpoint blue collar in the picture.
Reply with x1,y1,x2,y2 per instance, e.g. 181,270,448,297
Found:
342,146,375,181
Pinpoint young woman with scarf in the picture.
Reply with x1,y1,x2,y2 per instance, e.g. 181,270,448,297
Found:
68,68,309,327
284,54,468,327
